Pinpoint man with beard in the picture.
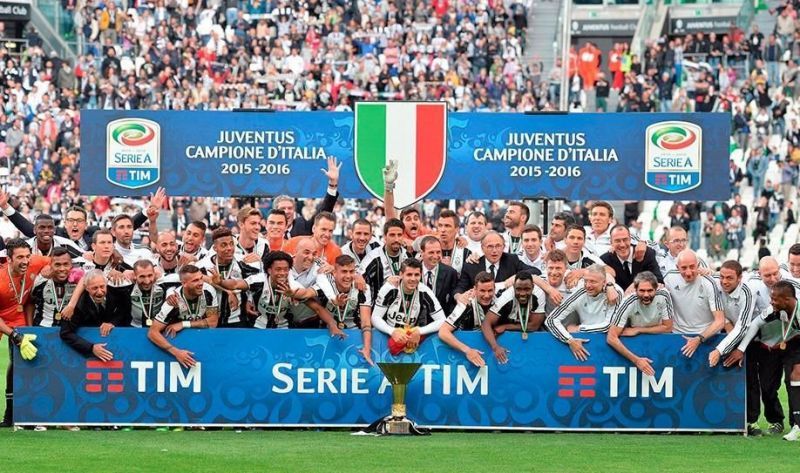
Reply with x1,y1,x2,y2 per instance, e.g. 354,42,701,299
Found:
341,218,381,266
543,212,574,252
145,219,209,264
481,271,546,364
286,238,326,327
110,260,168,328
372,258,444,355
148,265,219,369
314,255,373,364
607,272,674,376
153,231,181,276
360,219,409,299
111,214,155,267
438,271,496,367
283,212,341,265
436,209,471,275
31,248,76,327
502,201,529,256
0,239,47,426
234,206,271,271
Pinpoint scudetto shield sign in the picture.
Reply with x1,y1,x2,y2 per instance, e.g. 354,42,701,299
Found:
354,102,447,208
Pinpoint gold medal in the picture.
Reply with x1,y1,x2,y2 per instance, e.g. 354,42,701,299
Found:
54,312,61,321
780,342,787,350
146,318,153,327
337,322,345,329
17,304,23,313
522,332,528,341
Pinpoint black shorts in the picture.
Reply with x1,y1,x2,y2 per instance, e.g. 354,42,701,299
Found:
782,336,800,367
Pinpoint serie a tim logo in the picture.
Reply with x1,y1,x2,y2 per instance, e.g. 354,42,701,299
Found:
644,121,702,194
106,118,161,190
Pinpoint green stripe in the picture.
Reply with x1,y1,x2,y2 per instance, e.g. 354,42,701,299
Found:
356,104,387,196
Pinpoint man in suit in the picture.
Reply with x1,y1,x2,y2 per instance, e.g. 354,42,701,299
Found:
272,157,341,238
455,231,538,298
419,236,459,314
601,225,663,292
60,270,131,360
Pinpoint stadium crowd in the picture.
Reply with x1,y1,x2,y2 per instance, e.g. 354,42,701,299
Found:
1,0,800,437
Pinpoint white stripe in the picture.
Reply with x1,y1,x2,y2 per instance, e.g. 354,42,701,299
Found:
791,381,800,387
385,103,418,208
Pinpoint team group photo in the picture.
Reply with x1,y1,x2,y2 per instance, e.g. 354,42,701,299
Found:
1,0,800,469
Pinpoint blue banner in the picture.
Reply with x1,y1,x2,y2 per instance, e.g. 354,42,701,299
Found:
80,111,731,201
14,329,743,431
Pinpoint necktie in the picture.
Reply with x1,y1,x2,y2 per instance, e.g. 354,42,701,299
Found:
622,261,631,278
489,264,496,280
426,270,433,288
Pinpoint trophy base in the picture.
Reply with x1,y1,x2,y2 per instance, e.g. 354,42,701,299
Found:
359,415,431,436
385,417,413,435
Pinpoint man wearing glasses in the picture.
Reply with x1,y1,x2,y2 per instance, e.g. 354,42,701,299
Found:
0,188,164,251
655,226,708,276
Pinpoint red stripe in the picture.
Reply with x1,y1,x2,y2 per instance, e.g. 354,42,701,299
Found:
558,377,574,385
108,373,124,381
107,384,124,393
415,104,445,197
557,389,574,398
85,384,102,393
558,366,596,375
580,378,596,386
86,361,123,369
579,390,596,398
86,373,102,381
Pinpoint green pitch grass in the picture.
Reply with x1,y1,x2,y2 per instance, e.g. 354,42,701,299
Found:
0,343,796,472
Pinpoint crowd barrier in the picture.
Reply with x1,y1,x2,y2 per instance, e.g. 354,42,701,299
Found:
14,328,744,431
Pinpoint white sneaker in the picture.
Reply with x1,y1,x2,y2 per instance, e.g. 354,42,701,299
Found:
783,425,800,441
33,425,47,432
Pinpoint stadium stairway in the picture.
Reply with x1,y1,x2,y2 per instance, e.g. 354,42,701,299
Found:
524,0,562,77
752,0,784,37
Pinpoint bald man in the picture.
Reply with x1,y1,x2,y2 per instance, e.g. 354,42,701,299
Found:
288,237,325,327
662,250,724,358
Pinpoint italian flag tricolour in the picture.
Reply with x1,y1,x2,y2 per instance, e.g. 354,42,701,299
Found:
354,102,447,208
